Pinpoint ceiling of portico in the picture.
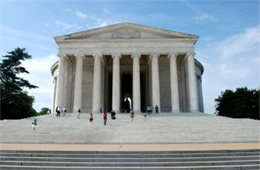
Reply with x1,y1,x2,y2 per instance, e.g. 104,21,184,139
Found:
55,22,198,42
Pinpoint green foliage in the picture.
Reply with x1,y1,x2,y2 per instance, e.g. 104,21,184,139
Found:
0,48,38,119
37,107,51,116
215,87,259,120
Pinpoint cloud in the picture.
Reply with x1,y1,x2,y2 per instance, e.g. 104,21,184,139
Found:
103,8,110,14
194,13,216,23
66,8,121,28
252,57,260,64
0,26,56,53
179,0,201,13
48,9,121,35
179,0,216,24
197,25,260,114
55,21,82,30
19,54,58,111
66,8,89,20
218,26,260,60
74,9,88,19
218,63,251,79
46,8,124,35
51,20,84,35
0,26,53,43
66,8,87,19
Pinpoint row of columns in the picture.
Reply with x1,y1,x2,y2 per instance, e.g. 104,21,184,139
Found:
56,51,199,113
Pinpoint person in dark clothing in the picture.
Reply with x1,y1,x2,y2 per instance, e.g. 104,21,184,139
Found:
111,110,116,120
155,105,159,113
130,109,134,123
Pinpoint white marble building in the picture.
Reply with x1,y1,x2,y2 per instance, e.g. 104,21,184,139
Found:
51,23,204,113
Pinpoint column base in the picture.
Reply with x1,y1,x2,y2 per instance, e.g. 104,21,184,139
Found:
171,110,180,113
190,109,199,113
73,107,81,113
112,109,120,113
92,110,101,113
133,110,141,114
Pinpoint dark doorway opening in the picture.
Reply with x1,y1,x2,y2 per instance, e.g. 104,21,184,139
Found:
140,72,146,112
121,73,132,112
105,72,112,113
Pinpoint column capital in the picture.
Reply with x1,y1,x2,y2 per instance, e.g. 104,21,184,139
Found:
186,51,196,57
168,52,178,59
150,52,160,58
57,51,67,58
131,52,141,59
93,52,103,62
75,51,85,58
92,51,103,57
112,52,121,59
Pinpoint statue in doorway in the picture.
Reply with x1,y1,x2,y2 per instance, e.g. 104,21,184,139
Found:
123,97,131,113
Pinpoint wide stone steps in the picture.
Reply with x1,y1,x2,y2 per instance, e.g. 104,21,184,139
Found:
0,150,259,170
1,155,259,162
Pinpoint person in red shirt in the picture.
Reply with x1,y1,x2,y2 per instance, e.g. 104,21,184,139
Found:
103,112,107,126
89,113,93,122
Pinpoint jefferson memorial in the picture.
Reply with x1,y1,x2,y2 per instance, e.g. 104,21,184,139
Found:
51,23,204,113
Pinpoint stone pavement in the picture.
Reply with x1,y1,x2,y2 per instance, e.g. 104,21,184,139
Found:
1,143,259,151
0,113,259,145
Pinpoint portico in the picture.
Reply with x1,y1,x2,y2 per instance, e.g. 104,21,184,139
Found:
51,23,204,113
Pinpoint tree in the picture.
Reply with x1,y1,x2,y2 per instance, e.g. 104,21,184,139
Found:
38,107,51,116
0,48,38,119
215,87,259,120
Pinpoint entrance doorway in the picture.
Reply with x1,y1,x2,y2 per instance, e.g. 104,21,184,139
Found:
121,73,132,112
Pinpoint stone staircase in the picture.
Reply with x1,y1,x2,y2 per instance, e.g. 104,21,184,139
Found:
0,149,259,169
1,113,259,144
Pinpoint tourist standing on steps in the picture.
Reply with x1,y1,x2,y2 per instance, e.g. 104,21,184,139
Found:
111,110,116,120
32,119,37,132
77,108,81,119
55,106,58,116
103,112,107,126
56,106,60,117
89,113,94,122
58,106,62,117
155,105,159,113
130,109,134,123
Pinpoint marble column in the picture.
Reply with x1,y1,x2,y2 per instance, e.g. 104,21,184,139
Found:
62,58,68,108
112,52,121,112
56,52,66,108
92,52,103,113
132,52,141,112
150,52,160,113
168,52,180,113
73,52,84,112
186,52,199,112
52,77,57,113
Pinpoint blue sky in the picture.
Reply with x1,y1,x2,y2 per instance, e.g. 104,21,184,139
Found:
0,0,259,114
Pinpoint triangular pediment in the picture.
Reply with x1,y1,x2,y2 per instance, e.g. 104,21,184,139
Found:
55,22,198,41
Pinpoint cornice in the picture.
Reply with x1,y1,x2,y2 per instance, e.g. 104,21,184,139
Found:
55,38,198,45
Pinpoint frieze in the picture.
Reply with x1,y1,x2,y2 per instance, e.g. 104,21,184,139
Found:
112,29,141,39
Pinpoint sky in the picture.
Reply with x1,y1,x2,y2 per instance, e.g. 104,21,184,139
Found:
0,0,259,114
